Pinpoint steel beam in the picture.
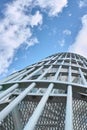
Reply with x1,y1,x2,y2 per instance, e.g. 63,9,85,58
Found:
24,83,54,130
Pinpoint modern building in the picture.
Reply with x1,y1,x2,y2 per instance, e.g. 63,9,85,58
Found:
0,52,87,130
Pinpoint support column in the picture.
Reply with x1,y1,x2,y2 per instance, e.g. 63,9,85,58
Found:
65,64,73,130
65,85,73,130
12,106,23,130
24,83,54,130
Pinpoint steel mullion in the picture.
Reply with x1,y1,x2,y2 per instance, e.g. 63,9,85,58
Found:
11,67,35,81
1,69,27,83
37,65,53,80
22,66,43,80
79,68,87,85
54,60,64,80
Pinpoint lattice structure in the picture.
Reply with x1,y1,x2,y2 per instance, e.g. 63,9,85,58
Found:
0,52,87,130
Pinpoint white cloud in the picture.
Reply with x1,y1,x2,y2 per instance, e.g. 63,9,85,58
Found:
36,0,68,16
79,0,87,8
58,39,65,47
0,0,42,74
63,29,71,35
26,37,39,47
0,0,67,75
30,11,43,27
69,14,87,58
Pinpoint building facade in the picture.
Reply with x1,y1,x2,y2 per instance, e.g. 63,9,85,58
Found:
0,52,87,130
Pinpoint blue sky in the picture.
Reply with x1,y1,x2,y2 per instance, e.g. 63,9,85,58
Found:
0,0,87,79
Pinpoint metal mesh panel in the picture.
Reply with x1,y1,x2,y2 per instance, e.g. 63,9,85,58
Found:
35,97,66,130
18,100,39,128
73,97,87,130
0,98,40,130
0,113,15,130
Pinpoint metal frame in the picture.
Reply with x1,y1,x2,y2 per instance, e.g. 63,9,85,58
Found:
0,52,87,130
